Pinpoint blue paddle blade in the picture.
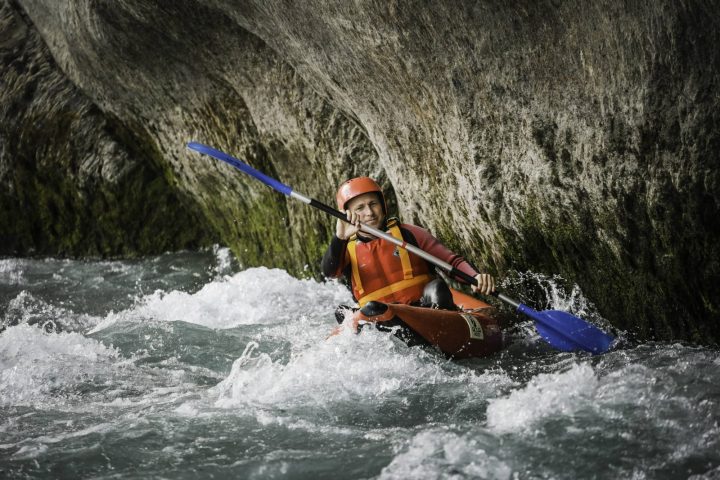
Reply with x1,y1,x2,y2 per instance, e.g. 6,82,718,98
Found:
187,142,294,196
518,305,615,354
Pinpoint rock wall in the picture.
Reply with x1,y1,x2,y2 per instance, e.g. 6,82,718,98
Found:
0,1,215,256
3,0,385,269
2,0,719,343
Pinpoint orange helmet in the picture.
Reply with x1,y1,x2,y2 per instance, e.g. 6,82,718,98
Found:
336,177,386,212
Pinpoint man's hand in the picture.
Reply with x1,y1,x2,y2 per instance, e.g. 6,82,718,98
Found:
336,210,361,240
472,273,495,296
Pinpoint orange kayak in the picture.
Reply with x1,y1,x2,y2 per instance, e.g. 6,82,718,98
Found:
331,289,504,359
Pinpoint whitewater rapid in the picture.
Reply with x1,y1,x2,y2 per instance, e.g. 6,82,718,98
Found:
1,250,719,479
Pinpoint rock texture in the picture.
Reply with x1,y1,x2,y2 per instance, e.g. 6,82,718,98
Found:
1,0,719,343
0,1,215,256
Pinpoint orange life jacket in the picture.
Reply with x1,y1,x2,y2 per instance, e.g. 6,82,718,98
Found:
346,219,432,306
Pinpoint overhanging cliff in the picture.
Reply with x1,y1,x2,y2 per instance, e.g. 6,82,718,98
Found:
1,0,718,343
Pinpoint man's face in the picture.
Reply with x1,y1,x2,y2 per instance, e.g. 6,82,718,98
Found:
346,192,385,230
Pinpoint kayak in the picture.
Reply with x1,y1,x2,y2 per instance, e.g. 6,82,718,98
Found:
332,288,503,359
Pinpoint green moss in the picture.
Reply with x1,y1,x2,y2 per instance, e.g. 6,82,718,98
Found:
0,111,216,258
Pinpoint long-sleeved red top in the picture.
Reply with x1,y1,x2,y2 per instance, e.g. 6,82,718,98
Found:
321,222,480,298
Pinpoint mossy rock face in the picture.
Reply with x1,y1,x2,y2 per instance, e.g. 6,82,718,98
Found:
4,0,720,343
0,1,214,257
502,198,720,344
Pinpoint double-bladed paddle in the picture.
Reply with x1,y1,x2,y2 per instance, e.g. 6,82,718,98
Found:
186,141,615,354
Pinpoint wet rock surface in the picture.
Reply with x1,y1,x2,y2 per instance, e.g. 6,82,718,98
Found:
1,0,718,342
0,1,215,256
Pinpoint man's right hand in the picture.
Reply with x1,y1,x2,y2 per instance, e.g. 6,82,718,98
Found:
472,273,496,296
336,210,361,240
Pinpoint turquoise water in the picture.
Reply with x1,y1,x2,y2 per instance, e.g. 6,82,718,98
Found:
1,249,719,479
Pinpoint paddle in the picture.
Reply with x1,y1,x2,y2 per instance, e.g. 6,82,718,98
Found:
186,142,615,354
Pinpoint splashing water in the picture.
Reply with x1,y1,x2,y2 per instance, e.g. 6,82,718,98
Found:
1,250,719,479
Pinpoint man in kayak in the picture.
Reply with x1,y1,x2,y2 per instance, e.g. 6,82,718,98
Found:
321,177,495,311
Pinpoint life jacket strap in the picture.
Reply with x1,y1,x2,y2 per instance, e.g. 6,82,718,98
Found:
357,274,432,306
346,238,364,297
387,223,413,280
347,218,418,303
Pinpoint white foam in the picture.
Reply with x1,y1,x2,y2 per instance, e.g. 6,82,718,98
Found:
486,362,599,433
379,429,512,480
211,324,512,414
0,258,25,284
0,324,119,406
92,267,352,332
212,245,234,277
4,291,100,333
502,271,613,331
212,332,424,408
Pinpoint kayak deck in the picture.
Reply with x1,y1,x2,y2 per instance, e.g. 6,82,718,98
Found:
336,289,503,359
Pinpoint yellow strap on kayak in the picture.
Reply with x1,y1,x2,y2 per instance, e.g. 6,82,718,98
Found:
357,274,432,306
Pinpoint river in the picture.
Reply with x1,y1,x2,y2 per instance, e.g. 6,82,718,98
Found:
1,249,718,479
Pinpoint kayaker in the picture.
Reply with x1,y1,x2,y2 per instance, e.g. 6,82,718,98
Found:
321,177,495,311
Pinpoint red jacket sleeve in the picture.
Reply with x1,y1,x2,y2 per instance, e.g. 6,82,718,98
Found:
401,224,480,282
